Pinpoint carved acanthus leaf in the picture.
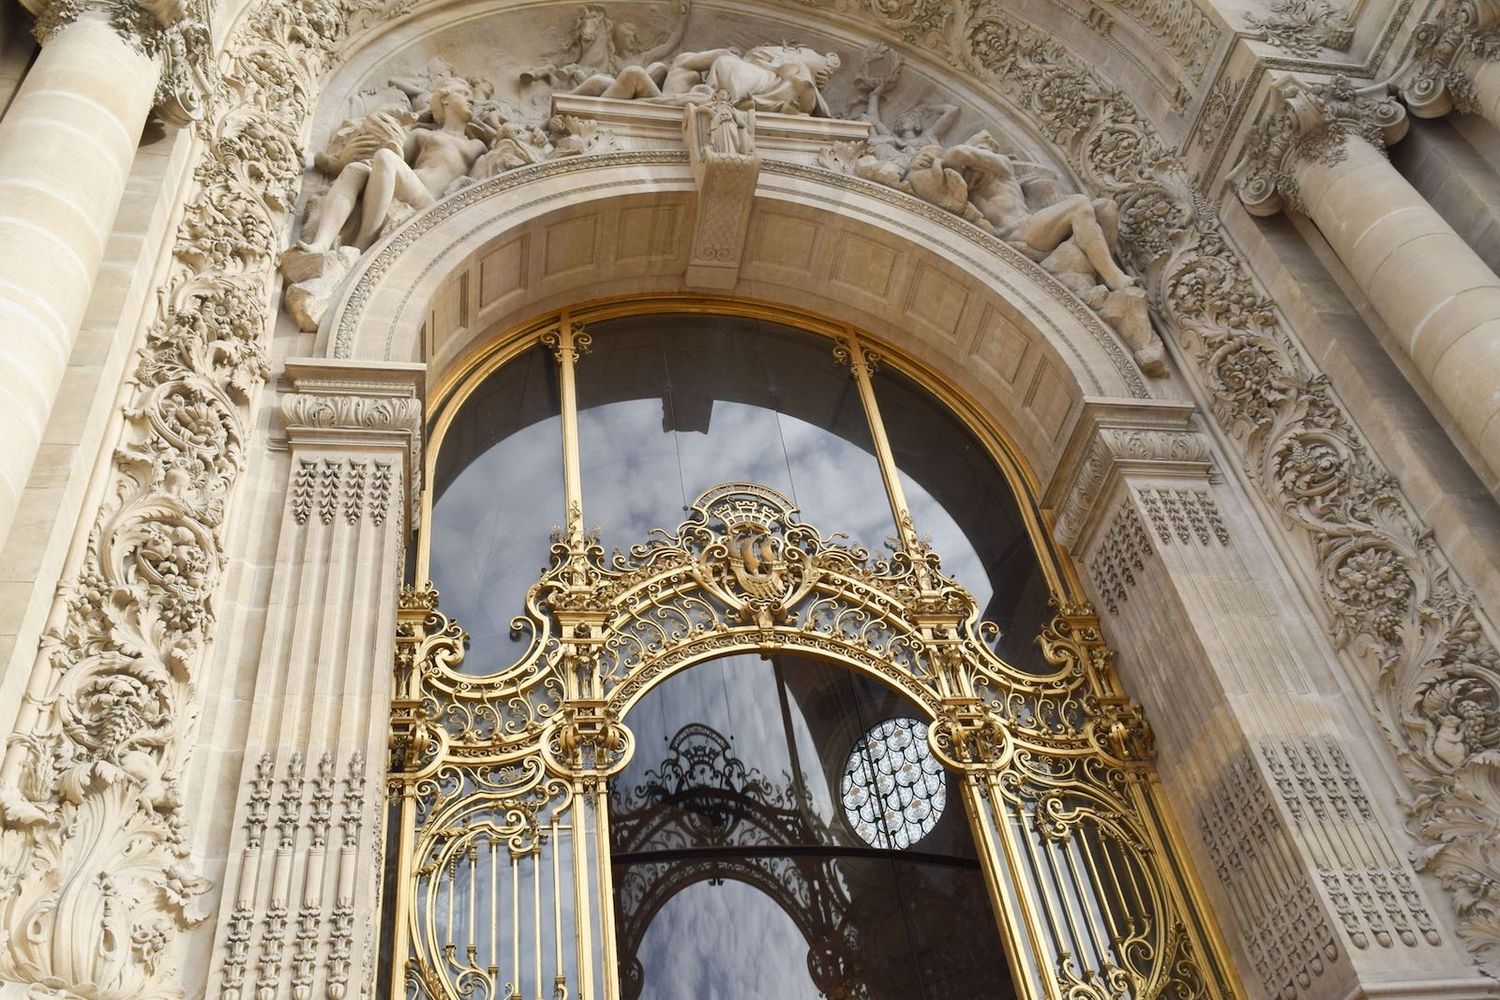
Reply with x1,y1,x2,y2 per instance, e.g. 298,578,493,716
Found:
0,0,378,990
29,0,220,127
1231,74,1409,217
1396,0,1500,118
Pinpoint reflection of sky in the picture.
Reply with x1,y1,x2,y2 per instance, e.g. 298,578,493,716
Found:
575,318,894,558
615,654,835,821
634,880,822,999
430,415,565,672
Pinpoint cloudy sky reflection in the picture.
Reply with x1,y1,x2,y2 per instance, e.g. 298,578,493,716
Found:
634,880,824,1000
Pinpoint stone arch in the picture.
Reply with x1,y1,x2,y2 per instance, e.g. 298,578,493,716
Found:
320,155,1159,478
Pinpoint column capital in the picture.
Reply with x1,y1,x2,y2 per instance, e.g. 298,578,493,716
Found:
1231,75,1409,217
281,358,424,450
1396,0,1500,118
1042,398,1215,552
24,0,218,126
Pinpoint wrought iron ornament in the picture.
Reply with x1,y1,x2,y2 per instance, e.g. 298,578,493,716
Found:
391,479,1234,1000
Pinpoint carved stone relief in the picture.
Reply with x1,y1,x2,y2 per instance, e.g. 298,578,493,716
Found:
0,0,381,990
1244,0,1354,58
1089,501,1155,616
1231,74,1409,217
219,751,368,999
1136,486,1230,545
1395,0,1500,118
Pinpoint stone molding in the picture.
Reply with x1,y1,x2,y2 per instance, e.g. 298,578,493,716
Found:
25,0,219,126
1043,398,1216,552
1232,74,1410,217
1396,0,1500,118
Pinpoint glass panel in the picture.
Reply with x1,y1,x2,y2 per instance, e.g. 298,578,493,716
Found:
574,315,893,556
611,654,1013,1000
873,368,1053,672
429,346,564,673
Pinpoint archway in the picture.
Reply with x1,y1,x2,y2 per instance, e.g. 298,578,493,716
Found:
387,304,1237,1000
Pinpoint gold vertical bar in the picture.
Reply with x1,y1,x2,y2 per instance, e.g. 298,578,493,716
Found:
595,781,621,1000
572,785,595,1000
552,814,565,991
469,843,479,966
490,835,500,979
534,847,544,1000
962,776,1052,1000
512,850,522,997
389,786,418,994
837,333,921,555
543,312,589,548
1001,782,1067,1000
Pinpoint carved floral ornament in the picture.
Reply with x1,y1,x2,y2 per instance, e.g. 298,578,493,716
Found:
1230,74,1409,217
1395,0,1500,118
3,0,1500,991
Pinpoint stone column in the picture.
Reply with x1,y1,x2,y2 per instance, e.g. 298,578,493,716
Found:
0,0,210,547
1044,400,1491,1000
1233,74,1500,489
204,359,422,1000
1396,0,1500,123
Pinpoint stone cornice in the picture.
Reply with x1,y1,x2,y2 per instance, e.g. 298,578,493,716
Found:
1042,399,1215,552
1230,73,1409,216
1395,0,1500,117
24,0,218,126
281,359,424,446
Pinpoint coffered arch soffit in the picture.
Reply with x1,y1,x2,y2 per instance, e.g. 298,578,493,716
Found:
311,0,1210,479
319,157,1162,477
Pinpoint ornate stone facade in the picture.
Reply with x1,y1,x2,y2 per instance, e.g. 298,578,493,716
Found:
0,0,1497,995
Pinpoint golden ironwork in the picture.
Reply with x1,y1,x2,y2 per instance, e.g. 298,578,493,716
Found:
390,482,1238,1000
391,308,1239,1000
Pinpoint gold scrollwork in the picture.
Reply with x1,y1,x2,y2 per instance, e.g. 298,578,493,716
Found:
389,483,1238,1000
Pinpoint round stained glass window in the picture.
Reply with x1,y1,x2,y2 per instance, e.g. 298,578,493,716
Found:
841,717,946,850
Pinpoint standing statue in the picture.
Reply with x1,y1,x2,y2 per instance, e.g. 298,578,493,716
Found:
692,89,755,155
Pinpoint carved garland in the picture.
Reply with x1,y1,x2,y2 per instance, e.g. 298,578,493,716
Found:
928,2,1500,975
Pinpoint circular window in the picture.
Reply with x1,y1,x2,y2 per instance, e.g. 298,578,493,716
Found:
841,717,947,850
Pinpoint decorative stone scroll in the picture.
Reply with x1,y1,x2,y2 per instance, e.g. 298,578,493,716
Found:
0,0,381,991
1396,0,1500,118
